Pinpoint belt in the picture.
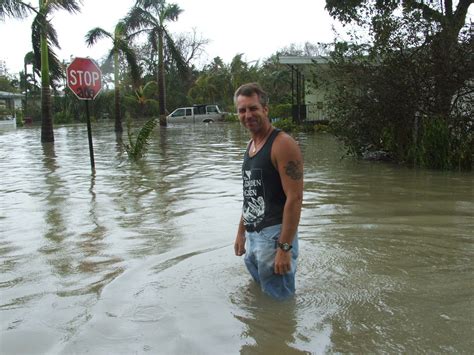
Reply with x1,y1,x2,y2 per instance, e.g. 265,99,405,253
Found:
245,225,262,233
245,220,281,233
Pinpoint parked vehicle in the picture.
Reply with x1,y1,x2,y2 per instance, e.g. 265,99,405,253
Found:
166,104,226,123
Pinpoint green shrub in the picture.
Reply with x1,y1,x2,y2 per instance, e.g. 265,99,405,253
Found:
314,124,329,132
15,109,24,127
54,111,74,124
269,103,291,120
273,118,298,132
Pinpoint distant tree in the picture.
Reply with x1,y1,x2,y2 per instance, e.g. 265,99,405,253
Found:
0,75,16,91
323,0,473,169
230,54,259,90
124,80,159,118
258,54,293,105
325,0,473,117
0,0,81,143
188,56,233,109
173,28,209,67
126,0,189,126
85,21,141,133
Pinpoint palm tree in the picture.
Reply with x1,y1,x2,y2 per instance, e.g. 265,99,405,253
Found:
124,80,159,117
125,0,188,126
1,0,81,143
85,21,141,133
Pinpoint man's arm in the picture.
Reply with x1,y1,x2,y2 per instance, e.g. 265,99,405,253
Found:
272,133,304,274
234,215,246,256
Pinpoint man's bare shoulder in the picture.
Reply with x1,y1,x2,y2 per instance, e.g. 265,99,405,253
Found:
271,130,304,179
273,130,302,156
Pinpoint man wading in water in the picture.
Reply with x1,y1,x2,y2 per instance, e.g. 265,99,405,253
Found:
233,83,304,300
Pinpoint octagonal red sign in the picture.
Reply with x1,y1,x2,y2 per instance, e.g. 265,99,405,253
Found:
67,57,102,100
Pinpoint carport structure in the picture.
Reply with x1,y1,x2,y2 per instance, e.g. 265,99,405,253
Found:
279,56,330,123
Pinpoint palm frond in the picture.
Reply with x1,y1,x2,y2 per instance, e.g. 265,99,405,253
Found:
49,0,81,14
115,40,141,87
164,30,189,78
114,20,127,36
142,80,158,96
24,51,35,65
31,13,64,87
126,5,159,33
45,16,61,48
136,0,166,14
85,27,112,46
0,0,36,19
123,95,137,106
31,17,41,65
162,3,182,22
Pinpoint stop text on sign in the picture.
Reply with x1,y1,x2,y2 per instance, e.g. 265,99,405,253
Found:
68,70,100,87
67,57,102,100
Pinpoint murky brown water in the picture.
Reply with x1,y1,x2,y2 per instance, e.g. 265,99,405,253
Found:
1,121,473,354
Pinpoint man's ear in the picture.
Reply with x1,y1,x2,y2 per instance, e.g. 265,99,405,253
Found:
263,105,269,116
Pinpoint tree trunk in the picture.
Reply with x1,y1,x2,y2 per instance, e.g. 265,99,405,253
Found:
23,61,28,118
157,30,167,127
41,85,53,142
113,49,122,133
40,12,54,143
431,25,462,119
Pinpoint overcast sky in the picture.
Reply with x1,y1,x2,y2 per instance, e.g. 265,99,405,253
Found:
0,0,342,75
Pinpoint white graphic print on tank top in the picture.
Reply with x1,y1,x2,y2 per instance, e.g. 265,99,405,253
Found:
242,168,265,226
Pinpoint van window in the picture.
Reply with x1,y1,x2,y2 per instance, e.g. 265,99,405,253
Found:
185,108,192,116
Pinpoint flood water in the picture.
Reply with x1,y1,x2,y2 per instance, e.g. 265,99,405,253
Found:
1,122,473,354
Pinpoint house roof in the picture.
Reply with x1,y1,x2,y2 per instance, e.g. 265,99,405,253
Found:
278,56,329,65
0,91,24,99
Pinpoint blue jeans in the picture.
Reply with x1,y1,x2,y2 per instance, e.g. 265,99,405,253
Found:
244,224,299,300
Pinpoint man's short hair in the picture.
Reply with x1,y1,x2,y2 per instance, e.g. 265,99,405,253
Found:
234,83,269,107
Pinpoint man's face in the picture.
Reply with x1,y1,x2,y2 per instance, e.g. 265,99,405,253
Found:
236,93,269,133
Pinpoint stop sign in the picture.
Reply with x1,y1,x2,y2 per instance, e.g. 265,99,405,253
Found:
67,57,102,100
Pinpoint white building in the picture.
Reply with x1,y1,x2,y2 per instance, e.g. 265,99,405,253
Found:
0,91,24,118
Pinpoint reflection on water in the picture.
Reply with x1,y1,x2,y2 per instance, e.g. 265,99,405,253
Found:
0,122,472,354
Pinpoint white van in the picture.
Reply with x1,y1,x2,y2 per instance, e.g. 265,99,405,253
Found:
166,104,226,123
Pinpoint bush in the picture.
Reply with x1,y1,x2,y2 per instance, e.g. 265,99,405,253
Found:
54,111,74,124
273,118,298,132
269,103,291,120
414,115,472,170
15,109,24,127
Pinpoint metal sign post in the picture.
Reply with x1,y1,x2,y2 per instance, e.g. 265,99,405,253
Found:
85,100,95,170
66,57,103,172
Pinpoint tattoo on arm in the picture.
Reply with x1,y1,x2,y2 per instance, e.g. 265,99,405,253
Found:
284,160,303,180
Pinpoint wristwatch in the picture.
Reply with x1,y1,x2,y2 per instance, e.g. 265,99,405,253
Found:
277,242,292,252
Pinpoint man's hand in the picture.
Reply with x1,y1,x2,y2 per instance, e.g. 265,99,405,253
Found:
274,249,292,274
234,234,246,256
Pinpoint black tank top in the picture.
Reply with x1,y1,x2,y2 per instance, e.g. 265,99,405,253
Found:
242,129,286,232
